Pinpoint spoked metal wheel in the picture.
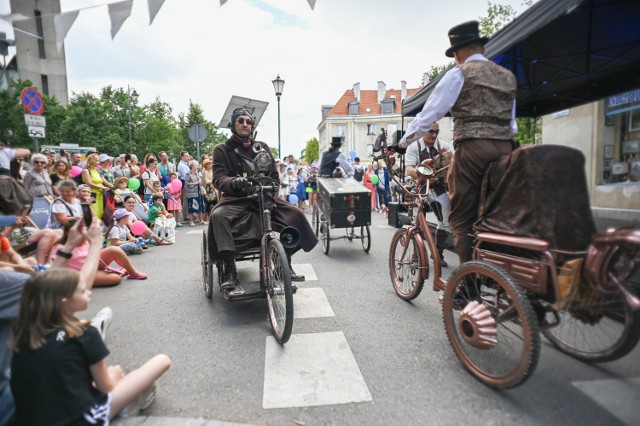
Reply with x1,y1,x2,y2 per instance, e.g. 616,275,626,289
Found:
442,261,540,389
542,248,640,362
312,205,320,236
321,216,330,255
388,228,425,300
266,239,294,344
201,231,213,298
360,226,371,253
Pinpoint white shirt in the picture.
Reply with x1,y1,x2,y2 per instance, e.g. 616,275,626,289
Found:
400,54,517,147
0,147,15,169
405,138,453,167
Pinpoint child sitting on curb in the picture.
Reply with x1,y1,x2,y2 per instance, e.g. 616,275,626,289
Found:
106,210,146,254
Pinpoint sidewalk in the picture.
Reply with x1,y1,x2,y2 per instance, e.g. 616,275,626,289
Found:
113,416,253,425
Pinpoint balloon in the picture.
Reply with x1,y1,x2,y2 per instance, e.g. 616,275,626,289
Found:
349,150,357,160
171,179,183,192
130,220,146,236
128,177,141,191
69,166,82,178
370,174,379,185
288,194,298,205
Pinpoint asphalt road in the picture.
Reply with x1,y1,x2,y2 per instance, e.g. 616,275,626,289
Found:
87,210,640,426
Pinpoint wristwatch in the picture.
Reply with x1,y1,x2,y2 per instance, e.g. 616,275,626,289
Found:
56,249,73,259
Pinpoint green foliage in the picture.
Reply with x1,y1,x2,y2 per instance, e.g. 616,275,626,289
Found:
479,1,517,36
304,137,319,164
0,82,229,158
514,118,541,145
420,64,454,87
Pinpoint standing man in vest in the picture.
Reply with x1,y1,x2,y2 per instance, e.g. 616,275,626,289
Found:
319,137,353,177
398,20,517,263
404,122,453,267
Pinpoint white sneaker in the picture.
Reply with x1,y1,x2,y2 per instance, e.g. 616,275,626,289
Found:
90,307,113,342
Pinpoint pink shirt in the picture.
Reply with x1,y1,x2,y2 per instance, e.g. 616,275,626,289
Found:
49,242,90,271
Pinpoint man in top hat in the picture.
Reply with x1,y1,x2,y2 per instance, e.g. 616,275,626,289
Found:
318,136,353,177
398,20,517,263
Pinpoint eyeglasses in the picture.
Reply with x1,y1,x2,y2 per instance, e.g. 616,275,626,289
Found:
237,118,254,126
428,129,440,135
33,161,46,164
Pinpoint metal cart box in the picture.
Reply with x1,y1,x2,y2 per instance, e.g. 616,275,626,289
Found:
317,177,371,228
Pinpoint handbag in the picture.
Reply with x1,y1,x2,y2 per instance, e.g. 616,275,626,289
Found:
203,183,217,202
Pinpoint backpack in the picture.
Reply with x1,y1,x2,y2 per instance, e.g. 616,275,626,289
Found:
353,166,364,182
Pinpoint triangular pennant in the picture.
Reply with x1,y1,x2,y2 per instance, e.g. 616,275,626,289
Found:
0,13,29,23
53,11,79,52
147,0,165,25
307,0,317,10
219,0,228,6
108,0,133,39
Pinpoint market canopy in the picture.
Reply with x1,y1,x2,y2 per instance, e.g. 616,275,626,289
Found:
402,0,640,118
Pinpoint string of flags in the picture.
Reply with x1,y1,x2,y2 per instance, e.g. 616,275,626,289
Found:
0,0,317,52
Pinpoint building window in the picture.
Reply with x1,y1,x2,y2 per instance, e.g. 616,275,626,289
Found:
381,99,395,114
348,101,359,116
35,10,46,59
41,75,49,95
602,89,640,184
367,124,377,135
334,125,345,137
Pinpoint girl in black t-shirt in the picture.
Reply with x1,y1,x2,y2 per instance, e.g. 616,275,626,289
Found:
10,269,171,424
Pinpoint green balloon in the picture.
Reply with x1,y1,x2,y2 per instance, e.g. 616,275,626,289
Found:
370,174,379,185
128,177,141,190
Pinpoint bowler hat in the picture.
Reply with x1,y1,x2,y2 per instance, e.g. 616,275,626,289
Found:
445,20,488,58
331,136,344,146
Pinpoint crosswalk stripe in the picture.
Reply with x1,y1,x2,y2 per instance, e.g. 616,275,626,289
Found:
263,331,372,409
294,288,335,319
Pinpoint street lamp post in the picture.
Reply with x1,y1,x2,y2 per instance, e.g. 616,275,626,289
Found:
127,86,138,154
272,75,285,158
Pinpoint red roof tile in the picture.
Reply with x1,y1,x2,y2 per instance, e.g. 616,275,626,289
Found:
327,87,420,117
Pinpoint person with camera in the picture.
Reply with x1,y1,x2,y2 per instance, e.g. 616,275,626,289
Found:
211,108,318,291
398,20,517,263
404,122,453,267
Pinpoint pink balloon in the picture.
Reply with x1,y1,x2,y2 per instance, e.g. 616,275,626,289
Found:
69,166,82,178
130,220,147,236
171,179,183,192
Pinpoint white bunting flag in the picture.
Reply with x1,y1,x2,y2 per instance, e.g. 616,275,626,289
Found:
108,0,133,39
307,0,317,10
147,0,165,25
53,11,79,52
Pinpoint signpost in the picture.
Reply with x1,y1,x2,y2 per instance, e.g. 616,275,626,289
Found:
20,87,45,151
188,124,208,161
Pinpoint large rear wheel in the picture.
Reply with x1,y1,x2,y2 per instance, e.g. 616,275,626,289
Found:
389,228,425,301
443,261,540,389
321,216,330,255
266,239,294,344
201,232,213,298
542,248,640,362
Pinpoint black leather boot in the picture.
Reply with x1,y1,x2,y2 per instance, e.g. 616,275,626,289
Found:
435,229,449,268
220,251,238,290
286,253,305,282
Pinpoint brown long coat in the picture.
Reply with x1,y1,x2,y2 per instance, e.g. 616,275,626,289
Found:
207,135,317,258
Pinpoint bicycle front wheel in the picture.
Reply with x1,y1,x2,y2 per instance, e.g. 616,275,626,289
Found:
443,261,540,389
312,205,320,236
389,228,425,301
266,239,294,344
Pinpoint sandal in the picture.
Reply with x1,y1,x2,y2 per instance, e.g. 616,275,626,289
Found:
157,239,172,245
126,270,148,280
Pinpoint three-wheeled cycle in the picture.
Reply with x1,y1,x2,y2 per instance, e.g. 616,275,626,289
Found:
200,151,299,344
311,176,371,255
384,144,640,389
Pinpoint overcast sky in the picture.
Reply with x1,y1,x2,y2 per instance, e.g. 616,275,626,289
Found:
2,0,530,157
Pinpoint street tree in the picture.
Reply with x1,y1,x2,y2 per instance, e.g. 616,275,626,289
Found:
304,137,319,164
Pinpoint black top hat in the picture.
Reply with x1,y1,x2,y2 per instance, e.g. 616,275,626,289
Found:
445,20,488,58
331,136,344,146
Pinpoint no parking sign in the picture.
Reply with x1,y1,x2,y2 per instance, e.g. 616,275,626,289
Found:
20,87,44,115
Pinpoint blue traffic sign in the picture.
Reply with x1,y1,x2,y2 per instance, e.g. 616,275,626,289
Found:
21,87,44,115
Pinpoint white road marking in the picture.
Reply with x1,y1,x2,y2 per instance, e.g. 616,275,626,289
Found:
185,230,202,234
294,288,335,319
573,377,640,425
376,224,394,229
263,331,372,409
291,263,317,281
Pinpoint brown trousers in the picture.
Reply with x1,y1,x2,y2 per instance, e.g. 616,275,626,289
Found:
447,138,513,263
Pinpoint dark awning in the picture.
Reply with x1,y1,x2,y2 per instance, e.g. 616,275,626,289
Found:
402,0,640,118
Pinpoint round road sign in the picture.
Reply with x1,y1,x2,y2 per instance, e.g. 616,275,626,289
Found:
21,87,45,115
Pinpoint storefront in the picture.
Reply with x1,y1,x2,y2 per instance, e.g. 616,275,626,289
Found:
603,89,640,184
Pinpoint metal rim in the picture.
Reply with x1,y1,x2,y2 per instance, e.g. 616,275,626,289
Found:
361,226,371,253
266,239,294,343
388,229,424,301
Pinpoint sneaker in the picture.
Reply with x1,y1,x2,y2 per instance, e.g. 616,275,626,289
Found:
176,222,184,227
90,307,113,341
189,221,196,227
119,383,157,417
33,264,50,272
